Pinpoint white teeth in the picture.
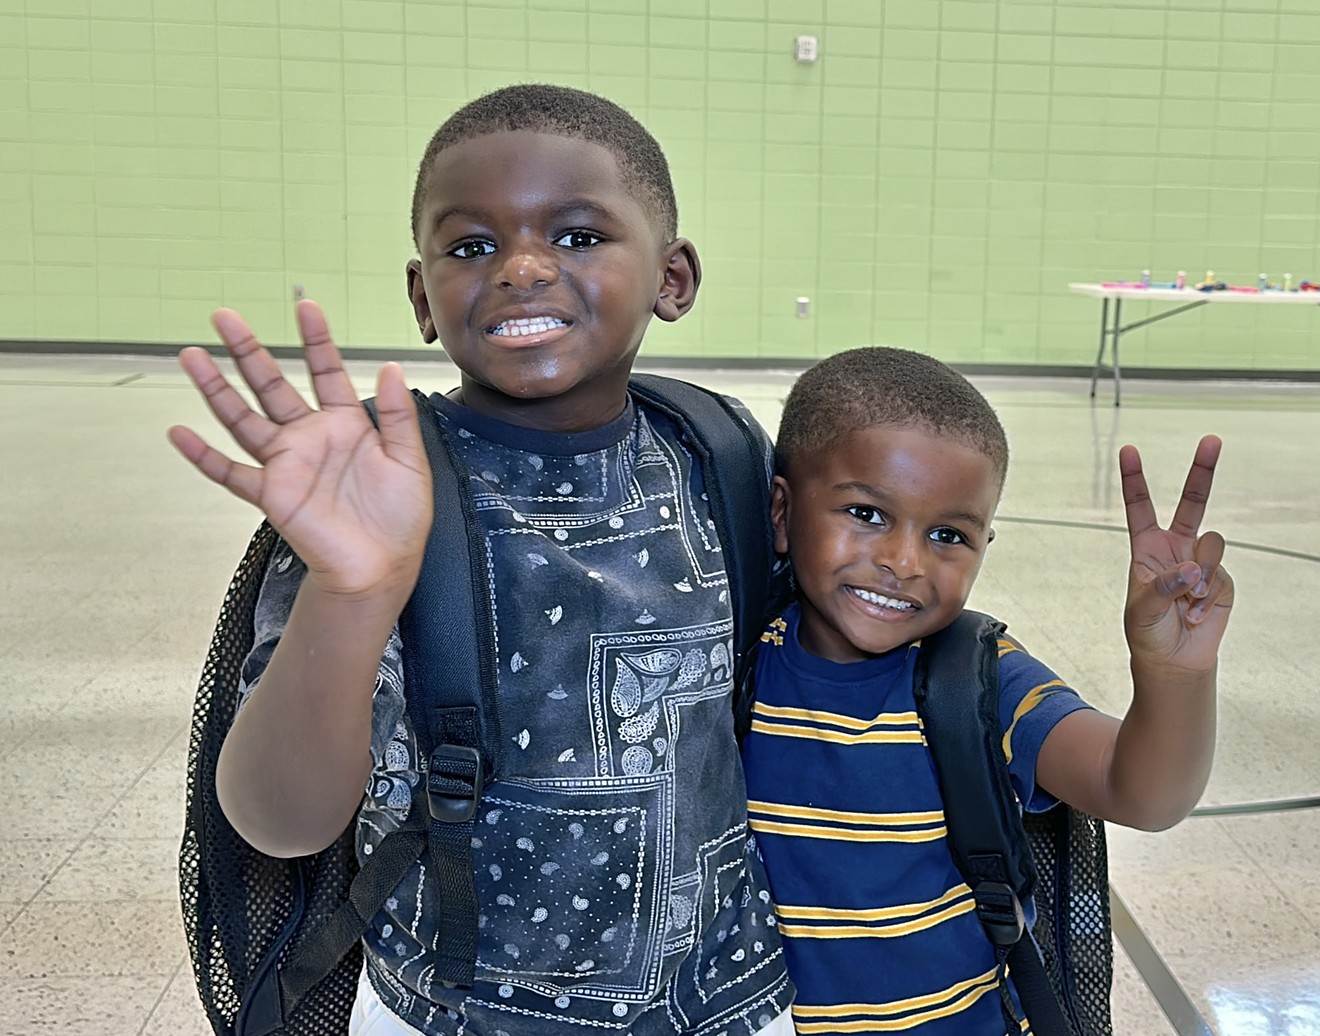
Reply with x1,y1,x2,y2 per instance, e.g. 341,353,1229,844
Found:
490,317,567,337
852,587,915,610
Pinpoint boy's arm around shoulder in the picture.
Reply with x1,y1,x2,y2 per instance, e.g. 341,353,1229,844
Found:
1035,436,1234,832
169,303,434,857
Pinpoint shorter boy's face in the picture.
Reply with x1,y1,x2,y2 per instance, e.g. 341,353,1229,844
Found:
772,425,1000,664
408,130,697,432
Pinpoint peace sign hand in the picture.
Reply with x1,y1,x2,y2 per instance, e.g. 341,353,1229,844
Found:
1121,435,1234,675
167,300,433,601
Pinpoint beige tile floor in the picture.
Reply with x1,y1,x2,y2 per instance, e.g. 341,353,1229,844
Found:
1,351,1317,1035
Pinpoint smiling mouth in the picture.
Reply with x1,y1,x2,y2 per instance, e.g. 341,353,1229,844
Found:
849,586,919,611
487,316,570,337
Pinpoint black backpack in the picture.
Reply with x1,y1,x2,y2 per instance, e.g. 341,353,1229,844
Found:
179,375,775,1036
912,611,1114,1036
180,376,1113,1036
741,612,1114,1036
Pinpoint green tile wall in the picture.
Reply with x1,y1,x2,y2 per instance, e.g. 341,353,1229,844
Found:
2,0,1320,370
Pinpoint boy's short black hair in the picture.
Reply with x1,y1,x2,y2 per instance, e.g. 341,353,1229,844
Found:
776,346,1009,485
411,83,678,246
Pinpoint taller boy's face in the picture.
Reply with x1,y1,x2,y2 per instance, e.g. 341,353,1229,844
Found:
771,425,1001,664
408,130,696,432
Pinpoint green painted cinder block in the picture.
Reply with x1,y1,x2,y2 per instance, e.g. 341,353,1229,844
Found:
6,0,1320,368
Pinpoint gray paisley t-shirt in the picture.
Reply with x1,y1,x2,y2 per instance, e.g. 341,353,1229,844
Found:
241,390,792,1035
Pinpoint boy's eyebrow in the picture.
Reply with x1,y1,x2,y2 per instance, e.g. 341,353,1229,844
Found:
832,480,988,530
545,198,623,223
430,204,492,234
429,198,623,235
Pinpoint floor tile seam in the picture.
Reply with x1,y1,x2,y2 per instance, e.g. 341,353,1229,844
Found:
1108,936,1180,1036
0,377,219,392
1109,885,1217,1036
7,371,1320,412
26,718,188,912
1191,797,1320,818
0,829,87,934
0,970,180,989
996,514,1320,565
137,957,191,1036
43,610,199,731
1214,811,1320,939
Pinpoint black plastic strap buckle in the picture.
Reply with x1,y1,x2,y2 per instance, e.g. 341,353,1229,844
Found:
427,745,483,824
973,881,1026,946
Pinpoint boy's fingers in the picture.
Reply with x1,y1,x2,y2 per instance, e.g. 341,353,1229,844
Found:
1148,561,1204,601
166,425,264,506
1119,444,1159,541
210,308,310,426
372,363,427,469
180,343,283,461
1188,566,1234,624
1190,530,1226,596
1167,435,1221,540
297,300,361,411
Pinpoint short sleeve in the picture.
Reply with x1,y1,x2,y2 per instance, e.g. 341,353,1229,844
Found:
235,538,410,795
236,540,306,713
995,637,1093,813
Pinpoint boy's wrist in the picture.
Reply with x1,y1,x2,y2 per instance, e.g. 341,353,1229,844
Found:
301,557,422,610
293,571,415,637
1128,653,1216,696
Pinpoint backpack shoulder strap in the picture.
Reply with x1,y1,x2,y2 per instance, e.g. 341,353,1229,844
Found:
627,373,774,690
913,610,1072,1036
214,392,499,1032
351,390,497,989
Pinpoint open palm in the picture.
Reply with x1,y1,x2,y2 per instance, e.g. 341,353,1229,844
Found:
168,301,433,599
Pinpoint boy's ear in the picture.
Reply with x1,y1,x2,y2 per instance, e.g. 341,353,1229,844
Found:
405,259,438,343
653,238,701,322
770,475,791,555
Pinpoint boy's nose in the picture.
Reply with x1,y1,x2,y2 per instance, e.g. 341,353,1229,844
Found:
497,244,558,292
877,531,922,579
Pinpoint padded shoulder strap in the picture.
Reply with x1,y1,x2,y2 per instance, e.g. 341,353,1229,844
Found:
913,610,1033,904
360,390,499,989
393,390,502,765
359,392,501,765
627,374,773,682
913,610,1072,1036
242,393,499,1021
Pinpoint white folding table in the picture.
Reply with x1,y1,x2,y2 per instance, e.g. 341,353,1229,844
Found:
1069,282,1320,405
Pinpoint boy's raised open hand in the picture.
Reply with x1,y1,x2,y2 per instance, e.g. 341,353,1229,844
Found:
168,300,433,600
1120,434,1234,674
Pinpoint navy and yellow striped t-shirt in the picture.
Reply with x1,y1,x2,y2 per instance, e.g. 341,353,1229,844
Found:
742,605,1091,1035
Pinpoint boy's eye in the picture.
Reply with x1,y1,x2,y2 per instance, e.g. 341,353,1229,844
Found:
847,505,884,525
448,239,496,259
929,527,968,546
554,229,604,249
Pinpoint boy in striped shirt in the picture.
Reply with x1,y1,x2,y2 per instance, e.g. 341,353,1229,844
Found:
742,347,1233,1034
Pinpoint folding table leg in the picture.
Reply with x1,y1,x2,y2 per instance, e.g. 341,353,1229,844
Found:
1112,298,1122,406
1090,297,1110,399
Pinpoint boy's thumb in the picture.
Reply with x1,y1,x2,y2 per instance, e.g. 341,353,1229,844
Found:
1159,562,1202,596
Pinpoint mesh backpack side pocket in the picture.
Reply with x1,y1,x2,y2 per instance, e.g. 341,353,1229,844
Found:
179,522,361,1036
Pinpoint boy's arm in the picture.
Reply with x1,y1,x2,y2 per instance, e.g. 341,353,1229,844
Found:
169,301,433,857
1036,436,1233,831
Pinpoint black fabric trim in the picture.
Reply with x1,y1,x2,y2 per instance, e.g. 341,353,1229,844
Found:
428,391,636,455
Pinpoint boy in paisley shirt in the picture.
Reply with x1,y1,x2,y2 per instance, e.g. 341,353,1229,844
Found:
171,85,792,1036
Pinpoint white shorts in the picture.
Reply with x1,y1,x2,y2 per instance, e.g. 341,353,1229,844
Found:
349,967,796,1035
